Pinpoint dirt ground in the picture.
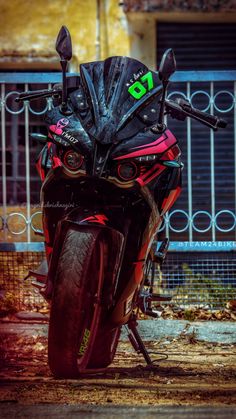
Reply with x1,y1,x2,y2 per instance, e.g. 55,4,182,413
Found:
0,320,236,406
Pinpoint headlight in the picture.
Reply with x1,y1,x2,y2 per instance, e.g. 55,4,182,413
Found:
117,162,138,181
62,150,84,172
135,154,158,162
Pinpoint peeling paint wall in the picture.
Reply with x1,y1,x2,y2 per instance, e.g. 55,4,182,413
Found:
122,0,236,13
1,1,235,71
0,0,131,70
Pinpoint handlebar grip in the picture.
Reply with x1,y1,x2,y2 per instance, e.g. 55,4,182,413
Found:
217,118,227,128
15,89,51,102
176,99,227,130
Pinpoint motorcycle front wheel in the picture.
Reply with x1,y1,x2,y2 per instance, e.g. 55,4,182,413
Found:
48,227,116,378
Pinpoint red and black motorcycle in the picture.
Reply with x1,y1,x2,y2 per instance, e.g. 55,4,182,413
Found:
17,27,227,377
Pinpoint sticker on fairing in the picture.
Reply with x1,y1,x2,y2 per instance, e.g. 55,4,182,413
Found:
49,118,79,144
78,328,90,356
128,71,154,100
49,118,69,135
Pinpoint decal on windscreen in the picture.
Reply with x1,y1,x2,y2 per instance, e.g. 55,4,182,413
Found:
128,71,154,100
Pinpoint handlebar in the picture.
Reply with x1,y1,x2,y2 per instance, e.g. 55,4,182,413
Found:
15,85,62,103
15,78,227,132
165,98,227,130
15,75,80,103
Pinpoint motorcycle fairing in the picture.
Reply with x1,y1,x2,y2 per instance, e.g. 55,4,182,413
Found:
40,55,182,326
161,185,181,215
80,214,108,226
110,200,160,324
135,163,166,188
44,107,94,159
111,129,177,160
45,208,125,306
45,57,162,149
35,143,53,181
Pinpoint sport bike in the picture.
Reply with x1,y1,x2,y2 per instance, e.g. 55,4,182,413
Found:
17,27,227,377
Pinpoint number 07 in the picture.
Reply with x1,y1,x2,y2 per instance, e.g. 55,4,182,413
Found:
128,71,154,100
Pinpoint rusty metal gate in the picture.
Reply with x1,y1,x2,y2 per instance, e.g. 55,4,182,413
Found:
0,70,236,310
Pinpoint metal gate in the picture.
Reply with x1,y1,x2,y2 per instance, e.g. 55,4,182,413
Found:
0,71,236,310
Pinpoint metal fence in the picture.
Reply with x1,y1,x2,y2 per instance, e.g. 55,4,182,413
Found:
160,251,236,309
0,245,236,312
164,71,236,244
0,70,236,310
1,70,236,244
0,245,46,312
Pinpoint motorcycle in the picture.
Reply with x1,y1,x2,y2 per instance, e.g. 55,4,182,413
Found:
17,26,227,378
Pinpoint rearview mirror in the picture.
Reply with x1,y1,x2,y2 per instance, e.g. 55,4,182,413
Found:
55,26,72,61
55,26,72,114
158,49,176,83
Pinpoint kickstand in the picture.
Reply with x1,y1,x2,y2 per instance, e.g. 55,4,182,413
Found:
127,313,153,366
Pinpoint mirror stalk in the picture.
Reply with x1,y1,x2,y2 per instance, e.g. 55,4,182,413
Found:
156,80,168,132
154,48,176,133
60,59,69,113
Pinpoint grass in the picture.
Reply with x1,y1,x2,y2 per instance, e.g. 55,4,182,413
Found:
173,263,236,309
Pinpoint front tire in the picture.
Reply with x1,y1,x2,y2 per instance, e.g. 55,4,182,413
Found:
48,228,106,378
88,326,121,368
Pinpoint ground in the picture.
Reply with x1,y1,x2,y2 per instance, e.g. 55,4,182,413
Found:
0,318,236,407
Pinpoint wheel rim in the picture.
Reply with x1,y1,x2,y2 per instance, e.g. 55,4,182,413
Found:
76,239,105,370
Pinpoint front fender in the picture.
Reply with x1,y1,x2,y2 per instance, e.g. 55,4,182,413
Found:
46,209,124,304
65,208,110,227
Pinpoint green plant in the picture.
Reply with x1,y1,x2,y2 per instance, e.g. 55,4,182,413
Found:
183,309,196,321
0,291,18,315
174,263,235,309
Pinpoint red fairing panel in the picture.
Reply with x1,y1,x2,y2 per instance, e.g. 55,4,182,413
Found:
48,142,62,169
80,214,108,225
52,156,62,169
160,144,181,161
136,163,166,187
160,186,182,215
114,130,177,160
35,152,45,182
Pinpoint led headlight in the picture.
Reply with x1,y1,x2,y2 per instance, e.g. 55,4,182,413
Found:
117,162,138,181
135,154,159,162
62,150,84,171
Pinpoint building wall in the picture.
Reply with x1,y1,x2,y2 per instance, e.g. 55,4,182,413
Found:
0,0,130,71
127,11,236,69
0,1,236,70
122,0,236,13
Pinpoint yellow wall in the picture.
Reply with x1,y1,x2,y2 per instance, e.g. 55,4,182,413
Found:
1,1,236,71
0,0,131,70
